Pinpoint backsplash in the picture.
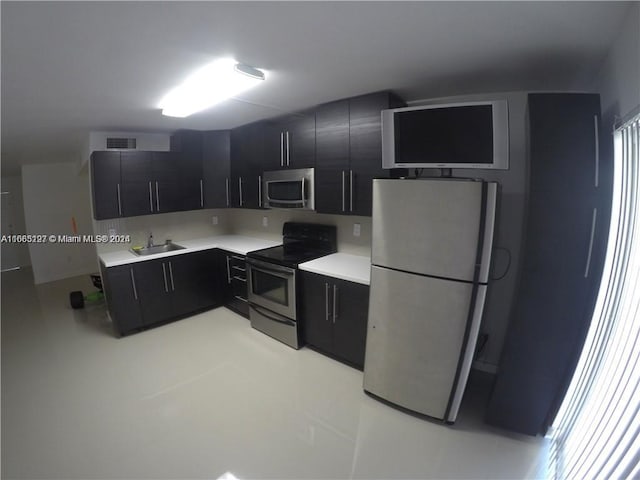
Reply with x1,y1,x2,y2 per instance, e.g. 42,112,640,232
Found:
229,209,372,256
93,208,371,256
93,209,231,253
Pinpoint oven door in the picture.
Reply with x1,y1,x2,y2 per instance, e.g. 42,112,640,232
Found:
247,258,297,320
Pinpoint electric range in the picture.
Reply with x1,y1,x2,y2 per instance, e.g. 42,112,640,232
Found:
246,222,337,348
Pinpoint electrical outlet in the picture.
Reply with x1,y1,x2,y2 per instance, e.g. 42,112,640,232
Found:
353,223,361,237
212,216,218,226
262,216,268,227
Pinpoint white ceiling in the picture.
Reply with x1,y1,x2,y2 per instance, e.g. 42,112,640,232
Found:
1,1,633,174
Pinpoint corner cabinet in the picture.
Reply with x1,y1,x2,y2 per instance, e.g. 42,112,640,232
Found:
100,249,221,337
315,91,405,216
485,93,611,436
300,271,369,369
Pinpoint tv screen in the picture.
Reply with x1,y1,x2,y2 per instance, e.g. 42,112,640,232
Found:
382,100,509,170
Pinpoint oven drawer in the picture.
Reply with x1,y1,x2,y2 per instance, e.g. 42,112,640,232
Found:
249,303,300,349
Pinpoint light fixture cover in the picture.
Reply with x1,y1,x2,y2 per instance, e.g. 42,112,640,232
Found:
159,58,265,118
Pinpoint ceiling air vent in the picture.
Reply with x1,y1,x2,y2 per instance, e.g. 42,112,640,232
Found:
106,137,137,149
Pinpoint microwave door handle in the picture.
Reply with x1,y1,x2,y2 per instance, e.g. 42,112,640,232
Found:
301,178,306,208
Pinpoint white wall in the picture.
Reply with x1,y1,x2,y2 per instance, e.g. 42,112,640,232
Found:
22,163,98,284
78,131,171,172
1,175,32,269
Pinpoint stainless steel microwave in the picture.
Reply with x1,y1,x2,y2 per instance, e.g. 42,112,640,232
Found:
262,168,315,210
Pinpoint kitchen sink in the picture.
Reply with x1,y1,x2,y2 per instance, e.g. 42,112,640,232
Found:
131,242,185,256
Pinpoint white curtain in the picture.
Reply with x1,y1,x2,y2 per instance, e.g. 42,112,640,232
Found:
549,112,640,479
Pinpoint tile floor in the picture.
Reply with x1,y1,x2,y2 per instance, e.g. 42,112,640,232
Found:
1,268,549,479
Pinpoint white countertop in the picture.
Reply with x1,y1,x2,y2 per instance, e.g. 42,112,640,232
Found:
299,253,371,285
99,235,281,268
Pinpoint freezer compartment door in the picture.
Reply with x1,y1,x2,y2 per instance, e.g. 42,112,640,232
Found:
371,178,493,283
363,265,479,420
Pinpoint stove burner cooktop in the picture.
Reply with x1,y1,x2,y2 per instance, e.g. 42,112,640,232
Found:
247,222,337,268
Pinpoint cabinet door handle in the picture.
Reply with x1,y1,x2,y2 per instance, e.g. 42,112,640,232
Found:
584,208,597,278
341,171,346,212
200,179,204,208
239,177,243,207
333,284,338,323
225,177,230,207
226,256,232,284
594,115,599,188
162,263,169,293
286,131,290,166
258,175,262,208
116,183,122,216
280,132,284,167
130,268,138,300
325,283,330,321
168,261,175,291
148,181,153,212
349,170,354,212
155,181,160,212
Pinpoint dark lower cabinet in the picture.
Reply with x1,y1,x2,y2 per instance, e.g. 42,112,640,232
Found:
101,249,221,337
300,271,369,369
220,250,249,318
485,93,610,436
100,262,143,336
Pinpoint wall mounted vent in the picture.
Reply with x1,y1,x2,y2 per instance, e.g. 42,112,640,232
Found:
106,137,137,149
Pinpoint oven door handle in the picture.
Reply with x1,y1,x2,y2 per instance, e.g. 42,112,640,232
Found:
247,258,296,276
249,304,296,327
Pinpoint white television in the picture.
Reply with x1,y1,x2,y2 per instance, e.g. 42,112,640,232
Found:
382,100,509,170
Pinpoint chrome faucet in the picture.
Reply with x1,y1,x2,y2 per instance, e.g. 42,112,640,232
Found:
147,232,154,248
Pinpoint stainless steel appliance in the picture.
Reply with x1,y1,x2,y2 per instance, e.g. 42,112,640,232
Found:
262,168,315,210
247,222,337,349
363,178,497,423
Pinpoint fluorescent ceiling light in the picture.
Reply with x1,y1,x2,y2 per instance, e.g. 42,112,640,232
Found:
159,58,265,118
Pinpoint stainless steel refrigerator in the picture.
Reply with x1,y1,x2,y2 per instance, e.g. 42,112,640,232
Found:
363,178,497,423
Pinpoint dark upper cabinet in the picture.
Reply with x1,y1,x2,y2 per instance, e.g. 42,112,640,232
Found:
315,100,350,214
264,112,316,170
120,151,154,217
301,271,369,369
153,151,201,213
91,151,122,220
315,92,404,216
230,123,264,209
486,93,609,436
202,130,231,208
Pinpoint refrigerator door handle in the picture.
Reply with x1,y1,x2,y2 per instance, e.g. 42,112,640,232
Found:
446,284,488,422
